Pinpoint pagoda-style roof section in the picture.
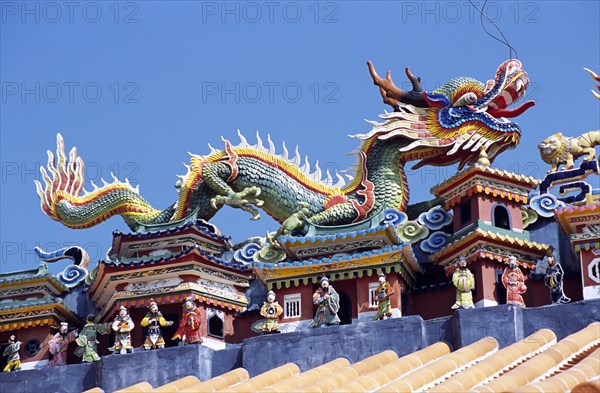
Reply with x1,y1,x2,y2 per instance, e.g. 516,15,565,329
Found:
0,263,68,294
110,218,231,260
0,299,80,332
0,295,64,312
121,217,230,242
102,244,252,272
278,224,401,261
254,243,419,289
555,203,600,235
430,221,550,270
431,164,540,208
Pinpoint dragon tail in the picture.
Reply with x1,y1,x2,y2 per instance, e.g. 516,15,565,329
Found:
34,134,165,230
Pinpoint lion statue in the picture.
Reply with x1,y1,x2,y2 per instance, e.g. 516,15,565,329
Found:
538,131,600,173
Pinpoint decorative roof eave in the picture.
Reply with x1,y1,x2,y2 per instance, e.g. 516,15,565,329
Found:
430,228,551,265
278,224,399,246
278,224,401,260
555,203,600,235
431,164,540,198
89,246,253,301
116,218,230,243
0,302,80,332
440,245,541,275
573,242,600,252
89,261,252,306
253,244,418,289
0,273,68,294
101,244,251,272
444,184,529,209
100,287,247,320
570,232,600,251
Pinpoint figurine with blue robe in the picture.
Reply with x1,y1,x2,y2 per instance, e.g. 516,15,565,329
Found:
545,255,571,304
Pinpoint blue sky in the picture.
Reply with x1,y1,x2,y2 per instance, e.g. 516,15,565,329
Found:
1,1,599,274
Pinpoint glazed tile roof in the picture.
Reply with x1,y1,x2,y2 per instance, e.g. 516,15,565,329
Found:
0,264,67,292
431,164,541,196
101,244,252,271
114,218,231,243
0,295,65,312
86,322,600,393
278,224,401,245
430,225,551,267
253,244,408,270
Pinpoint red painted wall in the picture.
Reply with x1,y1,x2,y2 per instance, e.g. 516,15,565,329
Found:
409,286,455,320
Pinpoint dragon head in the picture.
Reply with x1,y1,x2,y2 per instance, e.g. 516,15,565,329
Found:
367,60,535,169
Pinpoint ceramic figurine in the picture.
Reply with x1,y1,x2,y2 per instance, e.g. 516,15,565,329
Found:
308,277,341,328
111,306,135,354
141,300,173,350
545,255,571,304
251,290,284,333
502,256,527,308
48,322,78,367
75,314,109,362
451,257,475,309
374,273,395,320
172,297,203,344
2,334,21,372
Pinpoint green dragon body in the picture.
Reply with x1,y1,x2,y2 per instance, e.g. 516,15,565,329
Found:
36,60,534,232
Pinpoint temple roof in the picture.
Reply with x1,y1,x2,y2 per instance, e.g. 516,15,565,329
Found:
113,218,230,243
254,243,419,289
85,322,599,393
431,164,541,197
101,244,252,272
430,221,551,269
0,263,68,293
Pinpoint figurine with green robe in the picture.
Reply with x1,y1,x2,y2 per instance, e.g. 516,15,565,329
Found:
2,334,21,372
75,314,109,363
308,277,341,328
451,256,475,309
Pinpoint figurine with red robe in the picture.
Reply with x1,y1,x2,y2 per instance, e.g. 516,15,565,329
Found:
374,273,395,320
502,256,527,308
48,322,78,367
172,297,202,344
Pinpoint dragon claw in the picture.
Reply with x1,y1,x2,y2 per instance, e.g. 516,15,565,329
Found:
211,187,264,220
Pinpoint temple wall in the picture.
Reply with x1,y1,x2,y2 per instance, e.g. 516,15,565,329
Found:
1,299,598,392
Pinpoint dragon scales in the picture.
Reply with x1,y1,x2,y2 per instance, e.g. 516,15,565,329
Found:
36,60,534,232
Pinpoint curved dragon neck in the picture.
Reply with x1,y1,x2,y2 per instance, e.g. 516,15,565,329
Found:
361,138,409,213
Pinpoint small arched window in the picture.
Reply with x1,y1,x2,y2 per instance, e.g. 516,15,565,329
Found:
207,309,224,338
493,204,511,230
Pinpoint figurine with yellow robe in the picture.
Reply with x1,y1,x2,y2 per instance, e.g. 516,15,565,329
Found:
451,256,475,309
374,273,395,320
141,300,173,350
251,290,284,333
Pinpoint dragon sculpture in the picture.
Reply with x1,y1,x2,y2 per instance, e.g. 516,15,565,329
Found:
36,60,533,233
